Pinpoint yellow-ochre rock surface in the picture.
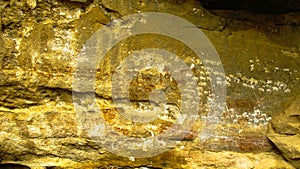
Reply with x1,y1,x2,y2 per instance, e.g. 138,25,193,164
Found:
0,0,299,168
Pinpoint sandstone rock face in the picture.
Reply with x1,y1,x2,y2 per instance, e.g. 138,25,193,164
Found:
268,96,300,168
0,0,299,168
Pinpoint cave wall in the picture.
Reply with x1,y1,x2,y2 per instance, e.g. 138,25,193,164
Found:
0,0,299,168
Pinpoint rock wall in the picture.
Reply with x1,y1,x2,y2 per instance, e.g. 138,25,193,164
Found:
268,96,300,168
0,0,299,168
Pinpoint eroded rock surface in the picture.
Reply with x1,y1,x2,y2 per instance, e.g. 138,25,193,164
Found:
268,96,300,168
0,0,299,168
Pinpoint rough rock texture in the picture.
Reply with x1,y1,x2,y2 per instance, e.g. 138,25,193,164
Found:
268,96,300,168
0,0,299,168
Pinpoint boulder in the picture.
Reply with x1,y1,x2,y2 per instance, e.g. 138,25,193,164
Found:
268,96,300,168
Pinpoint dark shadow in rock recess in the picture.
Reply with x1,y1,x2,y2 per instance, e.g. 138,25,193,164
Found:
198,0,300,14
0,163,31,169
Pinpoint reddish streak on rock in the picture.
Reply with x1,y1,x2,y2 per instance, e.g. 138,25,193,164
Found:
200,135,273,152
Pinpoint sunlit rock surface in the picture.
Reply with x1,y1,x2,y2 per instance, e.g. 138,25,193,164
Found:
0,0,299,168
268,96,300,168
